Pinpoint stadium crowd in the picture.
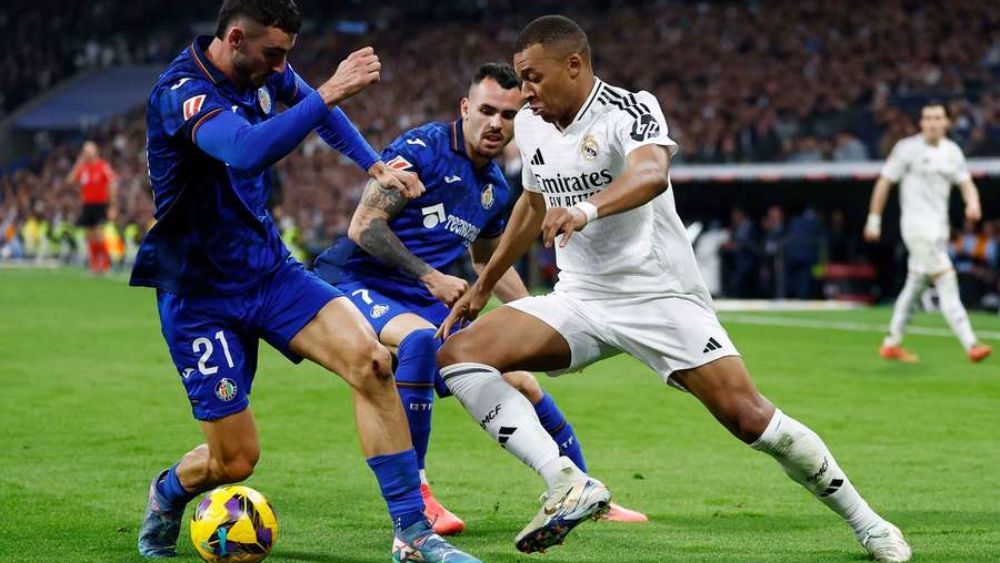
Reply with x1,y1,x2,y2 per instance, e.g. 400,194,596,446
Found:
2,0,999,304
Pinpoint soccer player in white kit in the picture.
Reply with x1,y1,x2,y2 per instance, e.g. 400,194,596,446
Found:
865,103,992,363
434,15,912,562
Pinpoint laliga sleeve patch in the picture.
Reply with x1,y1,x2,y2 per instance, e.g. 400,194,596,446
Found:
630,113,661,142
387,155,414,171
183,95,207,121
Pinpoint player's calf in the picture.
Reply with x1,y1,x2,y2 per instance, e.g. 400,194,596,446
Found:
676,357,910,560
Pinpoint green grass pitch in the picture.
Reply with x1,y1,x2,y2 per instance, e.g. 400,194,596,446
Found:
1,269,998,562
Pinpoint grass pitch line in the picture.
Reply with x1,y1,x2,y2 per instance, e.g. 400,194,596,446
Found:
721,313,1000,342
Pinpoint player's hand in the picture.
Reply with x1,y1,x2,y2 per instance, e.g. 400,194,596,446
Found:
108,206,119,221
965,203,982,223
436,281,490,339
542,206,588,248
369,161,425,199
863,213,881,242
421,270,469,307
319,47,381,105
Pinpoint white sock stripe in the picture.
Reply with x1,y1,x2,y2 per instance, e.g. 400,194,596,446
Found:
439,362,500,381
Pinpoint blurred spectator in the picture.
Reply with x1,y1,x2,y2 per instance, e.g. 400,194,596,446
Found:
724,208,759,298
832,132,869,162
784,208,826,299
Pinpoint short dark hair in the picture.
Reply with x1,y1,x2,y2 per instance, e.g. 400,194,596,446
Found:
514,15,590,59
215,0,302,39
473,63,521,90
921,101,950,118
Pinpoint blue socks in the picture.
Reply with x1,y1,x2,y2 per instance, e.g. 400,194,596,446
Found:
155,464,197,511
394,329,440,471
367,449,426,531
533,393,588,472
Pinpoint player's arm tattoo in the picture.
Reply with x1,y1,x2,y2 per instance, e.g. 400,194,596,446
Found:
355,179,434,278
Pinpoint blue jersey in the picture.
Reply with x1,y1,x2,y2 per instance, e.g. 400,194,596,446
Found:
315,119,510,302
131,36,314,295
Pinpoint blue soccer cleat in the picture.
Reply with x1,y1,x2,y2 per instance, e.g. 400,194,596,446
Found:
391,519,481,562
137,470,184,557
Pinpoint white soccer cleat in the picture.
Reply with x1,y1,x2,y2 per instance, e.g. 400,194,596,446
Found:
860,521,912,562
515,475,611,553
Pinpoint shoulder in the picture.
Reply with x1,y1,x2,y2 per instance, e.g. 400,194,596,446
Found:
594,83,660,121
394,121,451,151
892,135,920,155
944,138,965,156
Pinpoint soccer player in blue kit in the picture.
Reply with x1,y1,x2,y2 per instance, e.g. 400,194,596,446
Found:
313,63,646,536
132,1,478,561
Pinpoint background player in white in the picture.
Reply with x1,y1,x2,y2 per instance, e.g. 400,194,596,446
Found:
864,103,992,363
435,15,912,561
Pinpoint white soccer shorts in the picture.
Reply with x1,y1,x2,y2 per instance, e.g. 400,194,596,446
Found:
903,236,953,276
507,291,740,388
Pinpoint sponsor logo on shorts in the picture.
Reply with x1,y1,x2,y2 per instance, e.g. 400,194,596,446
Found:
702,337,723,354
181,368,196,380
371,304,390,318
215,378,238,402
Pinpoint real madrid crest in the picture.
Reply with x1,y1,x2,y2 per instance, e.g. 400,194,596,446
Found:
582,133,599,160
481,184,496,209
257,87,272,114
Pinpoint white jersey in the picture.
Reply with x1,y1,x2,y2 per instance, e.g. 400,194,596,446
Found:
881,134,971,241
516,78,710,303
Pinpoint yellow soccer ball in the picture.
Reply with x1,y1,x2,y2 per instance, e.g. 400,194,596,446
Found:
190,485,279,563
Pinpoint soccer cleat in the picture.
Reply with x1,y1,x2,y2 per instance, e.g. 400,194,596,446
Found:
392,519,480,562
421,483,465,535
859,521,912,562
600,502,649,523
968,344,992,363
516,476,611,553
137,470,184,558
879,345,919,363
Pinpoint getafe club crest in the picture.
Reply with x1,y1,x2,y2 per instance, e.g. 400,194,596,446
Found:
481,184,496,209
582,134,599,160
371,304,390,318
257,87,272,114
215,378,238,402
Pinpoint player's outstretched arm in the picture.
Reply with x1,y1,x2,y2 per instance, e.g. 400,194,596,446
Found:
469,236,529,303
437,191,545,338
542,144,670,248
193,47,384,174
347,179,466,305
863,176,894,242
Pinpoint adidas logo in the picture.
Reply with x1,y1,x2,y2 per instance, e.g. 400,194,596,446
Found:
498,426,517,446
702,337,723,354
820,478,844,497
530,148,545,166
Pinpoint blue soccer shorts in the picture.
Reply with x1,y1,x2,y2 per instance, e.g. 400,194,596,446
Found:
157,259,342,421
335,280,453,397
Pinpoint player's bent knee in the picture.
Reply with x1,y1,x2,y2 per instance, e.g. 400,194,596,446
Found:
344,340,394,393
437,331,480,368
503,371,543,403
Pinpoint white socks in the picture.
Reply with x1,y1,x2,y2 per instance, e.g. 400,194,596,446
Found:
885,269,978,351
885,272,927,347
935,271,977,351
752,409,882,537
441,362,563,483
